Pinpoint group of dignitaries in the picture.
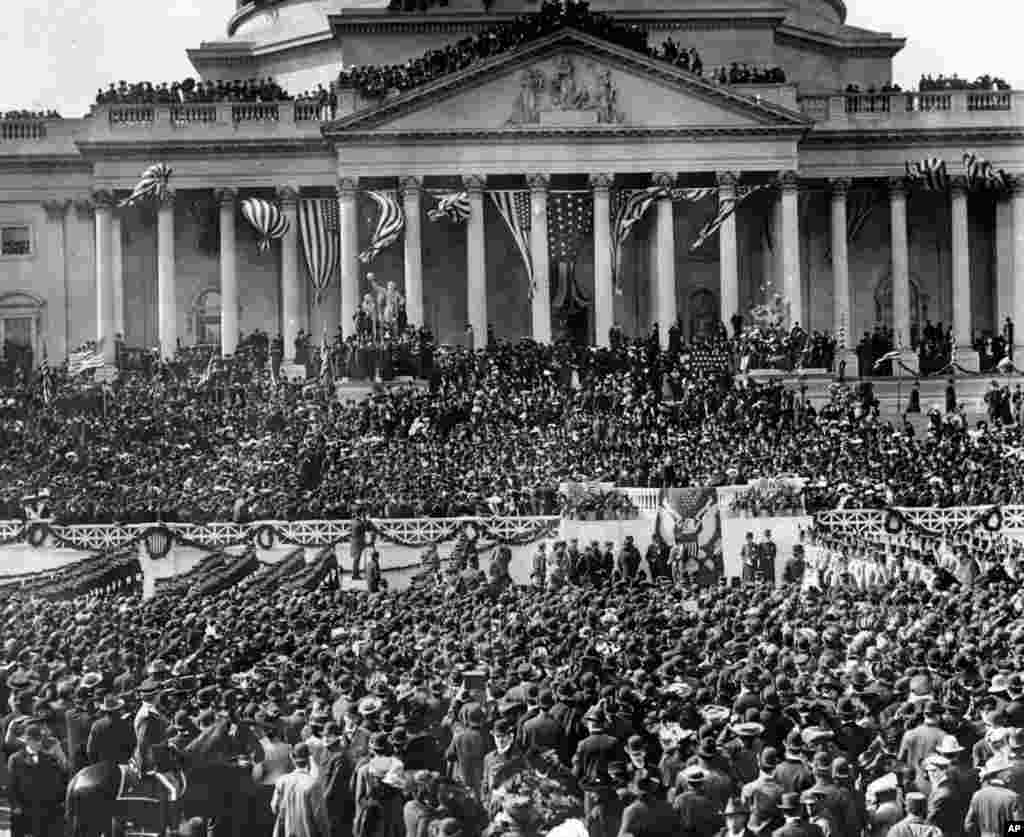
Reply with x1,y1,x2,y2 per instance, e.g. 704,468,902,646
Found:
0,565,1022,837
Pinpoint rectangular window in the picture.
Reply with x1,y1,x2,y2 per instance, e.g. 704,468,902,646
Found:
1,226,31,257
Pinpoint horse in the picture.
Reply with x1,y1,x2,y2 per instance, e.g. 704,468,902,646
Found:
66,720,265,837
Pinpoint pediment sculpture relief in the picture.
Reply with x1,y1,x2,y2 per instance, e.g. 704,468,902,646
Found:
508,56,624,125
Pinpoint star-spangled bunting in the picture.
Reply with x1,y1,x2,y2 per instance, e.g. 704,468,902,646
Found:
547,191,593,267
490,190,535,295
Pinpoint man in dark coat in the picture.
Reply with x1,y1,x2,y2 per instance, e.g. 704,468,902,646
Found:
519,690,562,755
87,694,134,766
771,792,823,837
619,775,678,837
924,755,968,837
8,724,66,837
673,767,723,837
964,766,1024,837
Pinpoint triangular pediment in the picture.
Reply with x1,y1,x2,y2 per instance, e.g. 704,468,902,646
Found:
325,29,809,138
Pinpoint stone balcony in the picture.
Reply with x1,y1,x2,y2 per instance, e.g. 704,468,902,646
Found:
797,89,1024,131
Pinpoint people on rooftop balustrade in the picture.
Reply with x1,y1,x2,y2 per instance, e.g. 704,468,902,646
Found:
95,77,291,106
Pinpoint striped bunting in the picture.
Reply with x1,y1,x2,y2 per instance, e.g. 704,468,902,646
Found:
299,199,340,304
241,198,289,253
689,184,768,252
427,191,471,223
68,347,105,376
119,163,172,207
904,157,949,191
359,190,405,264
490,190,535,295
963,151,1011,192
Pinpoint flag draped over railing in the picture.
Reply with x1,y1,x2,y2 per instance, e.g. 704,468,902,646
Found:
241,198,289,253
427,191,471,223
490,190,535,295
963,151,1011,191
298,198,340,305
68,347,105,376
359,190,405,264
119,163,172,208
904,157,949,191
689,185,765,252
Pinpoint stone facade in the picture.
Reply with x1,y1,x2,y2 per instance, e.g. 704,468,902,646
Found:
0,0,1021,366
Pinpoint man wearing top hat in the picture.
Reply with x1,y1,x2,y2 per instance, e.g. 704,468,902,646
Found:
742,747,784,835
86,693,133,766
771,791,824,837
674,765,724,836
573,704,621,832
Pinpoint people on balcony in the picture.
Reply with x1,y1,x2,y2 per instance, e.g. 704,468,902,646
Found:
95,77,292,106
918,73,1011,92
710,63,787,85
2,109,61,120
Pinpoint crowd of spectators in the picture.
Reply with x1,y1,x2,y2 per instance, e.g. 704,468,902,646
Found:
918,73,1011,92
710,63,787,85
2,109,61,120
95,77,291,106
843,82,903,94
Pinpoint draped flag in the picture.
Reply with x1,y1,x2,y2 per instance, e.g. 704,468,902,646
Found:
847,187,877,242
359,190,405,264
39,352,52,405
490,190,535,294
241,198,289,253
873,349,902,370
298,198,340,305
963,151,1011,192
548,191,593,267
610,187,662,296
320,327,332,389
904,157,949,191
68,347,105,376
689,184,768,252
119,163,172,208
427,191,471,223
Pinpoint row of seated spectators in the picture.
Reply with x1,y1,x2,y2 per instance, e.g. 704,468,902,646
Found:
4,335,1024,524
3,109,61,120
844,82,903,94
918,73,1011,92
95,77,291,106
710,63,787,85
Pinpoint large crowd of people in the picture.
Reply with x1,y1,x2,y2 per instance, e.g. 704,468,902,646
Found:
2,110,61,120
95,77,292,106
917,74,1011,92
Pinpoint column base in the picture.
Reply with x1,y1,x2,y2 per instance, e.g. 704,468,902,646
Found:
834,350,859,381
954,348,980,373
894,352,919,377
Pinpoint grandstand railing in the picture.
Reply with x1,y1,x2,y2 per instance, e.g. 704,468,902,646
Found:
816,505,1024,535
622,488,661,513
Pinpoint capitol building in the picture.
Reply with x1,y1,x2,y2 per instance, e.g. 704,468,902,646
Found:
0,0,1021,374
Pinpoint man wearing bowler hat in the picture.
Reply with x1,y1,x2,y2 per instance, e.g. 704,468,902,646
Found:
719,795,757,837
772,791,823,837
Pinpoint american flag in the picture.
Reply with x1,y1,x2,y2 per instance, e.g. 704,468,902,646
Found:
610,187,662,295
359,190,405,264
427,191,470,223
964,151,1011,192
547,190,593,266
119,162,172,207
39,351,52,405
490,190,535,294
905,157,949,192
690,184,768,252
299,198,339,304
320,327,333,389
68,346,105,376
847,187,877,242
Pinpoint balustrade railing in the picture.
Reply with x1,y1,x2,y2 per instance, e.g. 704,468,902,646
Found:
0,121,47,141
170,104,218,125
108,105,154,126
622,488,661,513
798,95,830,121
231,102,280,123
967,91,1012,111
905,92,952,112
293,101,326,122
802,89,1019,124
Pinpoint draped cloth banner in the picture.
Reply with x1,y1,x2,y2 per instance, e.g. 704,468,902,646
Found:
548,191,593,312
490,190,535,294
298,198,340,304
905,157,949,191
119,163,172,208
963,151,1012,191
241,198,289,253
428,191,471,223
690,184,766,252
359,190,405,264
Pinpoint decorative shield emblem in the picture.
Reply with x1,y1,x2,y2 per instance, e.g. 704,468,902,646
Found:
145,526,172,560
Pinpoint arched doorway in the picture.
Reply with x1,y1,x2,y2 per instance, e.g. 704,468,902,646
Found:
192,289,222,347
0,292,43,383
874,275,928,347
688,289,718,341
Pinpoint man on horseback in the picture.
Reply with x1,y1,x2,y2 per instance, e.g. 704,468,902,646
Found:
131,678,169,779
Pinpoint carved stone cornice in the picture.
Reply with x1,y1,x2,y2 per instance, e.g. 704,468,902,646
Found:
716,171,739,190
462,174,486,193
213,187,238,208
652,172,676,189
91,189,116,210
829,177,851,199
41,199,70,221
778,170,800,191
399,175,423,197
887,177,906,199
526,173,551,193
336,176,359,199
276,185,300,207
588,173,615,192
949,175,968,197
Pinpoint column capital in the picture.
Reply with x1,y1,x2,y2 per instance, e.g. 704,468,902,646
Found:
716,171,740,189
276,185,300,206
336,176,359,198
777,170,800,191
1007,174,1024,197
462,174,487,193
213,187,238,207
156,189,176,210
949,175,969,197
91,189,116,210
887,177,907,198
42,199,70,221
399,175,423,196
829,177,852,198
526,173,551,193
651,172,676,189
588,173,614,191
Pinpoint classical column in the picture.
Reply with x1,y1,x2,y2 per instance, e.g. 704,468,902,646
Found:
111,207,125,342
464,174,487,349
717,172,740,334
92,190,116,364
401,176,425,329
527,173,552,344
278,186,301,361
652,172,676,348
829,178,853,364
157,190,177,360
950,176,979,371
216,188,239,356
337,176,360,340
590,173,614,347
779,171,802,329
996,192,1014,332
888,177,916,373
1013,177,1024,358
42,200,70,358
